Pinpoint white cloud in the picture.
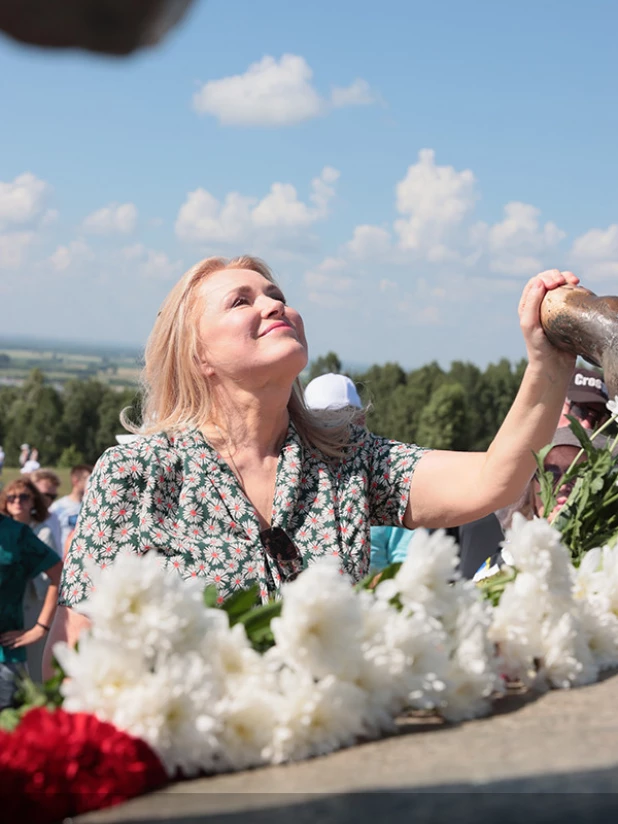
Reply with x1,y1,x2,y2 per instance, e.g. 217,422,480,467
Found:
394,149,477,253
175,167,339,245
120,243,182,280
476,201,565,275
346,225,392,260
570,224,618,280
304,257,355,308
192,55,376,127
331,79,376,108
49,239,94,272
0,231,35,269
41,208,59,227
83,202,138,234
0,173,49,228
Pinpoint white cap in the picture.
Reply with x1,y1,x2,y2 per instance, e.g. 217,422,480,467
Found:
304,373,362,410
115,434,139,445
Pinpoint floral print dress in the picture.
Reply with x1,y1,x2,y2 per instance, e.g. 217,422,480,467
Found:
58,423,427,608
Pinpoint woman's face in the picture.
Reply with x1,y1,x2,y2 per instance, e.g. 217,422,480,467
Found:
533,445,580,522
5,488,34,524
197,268,308,387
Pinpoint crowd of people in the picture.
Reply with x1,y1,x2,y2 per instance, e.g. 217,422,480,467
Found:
0,463,91,702
0,255,613,710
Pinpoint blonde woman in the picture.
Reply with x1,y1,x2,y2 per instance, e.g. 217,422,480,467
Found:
44,257,579,676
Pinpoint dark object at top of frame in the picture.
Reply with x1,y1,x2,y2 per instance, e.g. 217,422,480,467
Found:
0,0,195,56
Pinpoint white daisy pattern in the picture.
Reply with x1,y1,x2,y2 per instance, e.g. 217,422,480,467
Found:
58,424,426,607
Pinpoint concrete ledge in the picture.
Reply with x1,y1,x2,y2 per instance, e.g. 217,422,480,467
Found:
78,671,618,823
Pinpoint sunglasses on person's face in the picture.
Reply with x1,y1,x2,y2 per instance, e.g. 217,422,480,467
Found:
6,493,32,504
536,463,574,491
259,526,303,583
568,401,607,427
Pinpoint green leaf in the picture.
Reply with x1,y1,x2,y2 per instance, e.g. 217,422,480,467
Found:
565,414,596,458
220,584,261,625
203,584,219,608
0,707,21,732
238,600,282,651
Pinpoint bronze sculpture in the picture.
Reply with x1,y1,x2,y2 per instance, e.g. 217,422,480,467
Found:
541,285,618,399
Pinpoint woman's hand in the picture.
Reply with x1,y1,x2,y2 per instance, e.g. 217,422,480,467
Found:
519,269,580,372
0,624,47,650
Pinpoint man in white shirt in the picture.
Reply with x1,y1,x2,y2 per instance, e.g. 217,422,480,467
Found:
50,464,93,551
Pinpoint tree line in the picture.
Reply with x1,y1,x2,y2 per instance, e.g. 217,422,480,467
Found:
308,352,527,451
0,355,528,466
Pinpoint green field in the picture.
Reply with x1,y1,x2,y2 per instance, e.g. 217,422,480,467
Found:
0,340,142,389
0,467,73,497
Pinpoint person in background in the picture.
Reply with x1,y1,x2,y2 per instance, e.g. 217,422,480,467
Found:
21,447,41,475
30,469,63,552
304,372,415,571
456,367,611,579
473,427,593,582
0,478,59,554
18,443,30,469
303,372,364,423
50,464,93,549
0,444,5,477
0,479,62,686
558,367,610,431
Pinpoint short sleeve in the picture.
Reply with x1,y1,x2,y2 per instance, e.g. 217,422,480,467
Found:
364,431,428,527
58,444,146,608
20,525,61,579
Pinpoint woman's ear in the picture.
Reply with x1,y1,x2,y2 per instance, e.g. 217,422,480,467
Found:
199,359,215,378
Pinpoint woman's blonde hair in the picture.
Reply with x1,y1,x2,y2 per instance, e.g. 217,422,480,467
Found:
123,255,357,458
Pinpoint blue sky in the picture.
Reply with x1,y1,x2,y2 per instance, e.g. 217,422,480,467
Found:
1,0,617,370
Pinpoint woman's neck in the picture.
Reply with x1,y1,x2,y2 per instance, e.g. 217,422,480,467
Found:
204,384,292,459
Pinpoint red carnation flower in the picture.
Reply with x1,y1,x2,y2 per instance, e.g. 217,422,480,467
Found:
0,707,167,824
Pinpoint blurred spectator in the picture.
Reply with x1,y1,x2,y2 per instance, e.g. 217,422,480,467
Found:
21,447,41,475
304,372,411,570
474,427,588,582
304,372,363,414
0,513,61,706
18,443,30,468
0,478,61,684
558,367,610,431
30,469,63,551
50,464,93,548
0,443,4,476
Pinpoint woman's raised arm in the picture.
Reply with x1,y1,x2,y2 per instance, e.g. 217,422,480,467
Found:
405,269,580,529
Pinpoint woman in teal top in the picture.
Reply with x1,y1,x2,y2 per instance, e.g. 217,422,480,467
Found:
0,513,62,708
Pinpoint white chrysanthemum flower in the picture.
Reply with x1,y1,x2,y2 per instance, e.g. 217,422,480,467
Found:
217,680,279,771
271,560,364,680
375,529,460,623
440,589,502,722
607,395,618,420
267,670,369,764
574,545,618,669
580,599,618,670
207,621,270,686
505,514,573,595
99,652,223,777
78,552,218,664
539,610,597,688
357,592,448,721
56,634,149,715
490,518,599,689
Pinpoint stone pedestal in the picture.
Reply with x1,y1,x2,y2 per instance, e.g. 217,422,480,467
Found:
78,672,618,823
